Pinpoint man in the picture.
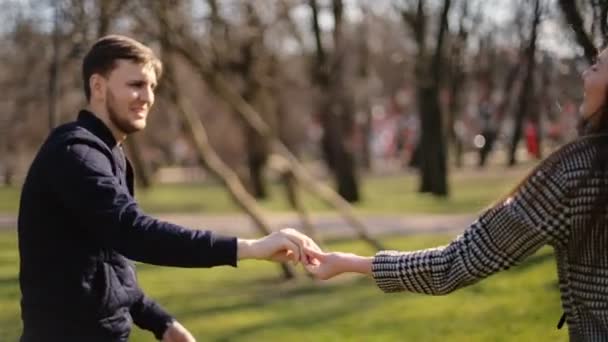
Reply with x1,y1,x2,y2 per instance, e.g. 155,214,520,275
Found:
18,35,316,342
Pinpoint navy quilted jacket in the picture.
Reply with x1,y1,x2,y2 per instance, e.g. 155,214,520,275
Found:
18,110,237,341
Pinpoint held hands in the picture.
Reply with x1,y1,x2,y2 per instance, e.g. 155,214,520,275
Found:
237,228,322,264
162,231,372,342
303,249,373,280
237,228,373,280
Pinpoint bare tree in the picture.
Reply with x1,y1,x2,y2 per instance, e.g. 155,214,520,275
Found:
158,2,384,250
508,0,542,166
172,41,384,250
401,0,452,196
239,3,277,199
558,0,598,64
97,0,126,38
309,0,360,202
355,3,374,171
156,1,297,279
446,0,472,168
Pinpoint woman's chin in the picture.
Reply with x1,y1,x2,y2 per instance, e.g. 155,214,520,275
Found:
579,103,587,116
579,102,594,118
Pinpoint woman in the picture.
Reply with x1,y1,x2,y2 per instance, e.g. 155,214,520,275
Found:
305,48,608,340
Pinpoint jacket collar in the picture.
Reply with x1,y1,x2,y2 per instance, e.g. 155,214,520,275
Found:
77,110,118,149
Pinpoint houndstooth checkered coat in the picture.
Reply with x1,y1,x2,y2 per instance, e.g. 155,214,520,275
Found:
372,137,608,341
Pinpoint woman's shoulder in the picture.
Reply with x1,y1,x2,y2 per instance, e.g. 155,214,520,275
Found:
547,135,608,173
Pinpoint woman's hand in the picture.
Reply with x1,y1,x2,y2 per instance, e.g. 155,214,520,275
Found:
303,249,373,280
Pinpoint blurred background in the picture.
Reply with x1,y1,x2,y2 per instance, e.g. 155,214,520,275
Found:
0,0,602,341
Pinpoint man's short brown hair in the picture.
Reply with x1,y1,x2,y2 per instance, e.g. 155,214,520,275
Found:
82,35,162,101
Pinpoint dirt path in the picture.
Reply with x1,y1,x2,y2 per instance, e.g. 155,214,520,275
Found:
0,212,476,239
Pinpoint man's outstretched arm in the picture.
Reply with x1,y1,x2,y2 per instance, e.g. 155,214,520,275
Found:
52,143,319,267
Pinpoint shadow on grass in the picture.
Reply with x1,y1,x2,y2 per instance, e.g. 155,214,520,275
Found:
161,277,372,319
208,281,381,342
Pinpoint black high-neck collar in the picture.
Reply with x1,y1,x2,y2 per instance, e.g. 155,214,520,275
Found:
77,110,118,148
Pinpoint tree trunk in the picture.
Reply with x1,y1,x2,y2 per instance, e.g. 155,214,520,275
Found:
3,148,14,186
413,0,451,196
311,0,360,203
48,2,60,131
509,0,541,166
418,86,448,195
361,104,373,170
320,107,359,202
447,0,469,168
246,129,268,199
357,8,373,171
3,169,13,186
495,62,522,130
240,3,271,200
447,78,464,169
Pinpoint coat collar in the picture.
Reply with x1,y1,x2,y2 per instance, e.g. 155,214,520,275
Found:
77,110,118,149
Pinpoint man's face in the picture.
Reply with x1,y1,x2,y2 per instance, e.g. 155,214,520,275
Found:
102,59,157,135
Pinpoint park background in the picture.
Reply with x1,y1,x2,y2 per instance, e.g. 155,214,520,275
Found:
0,0,603,340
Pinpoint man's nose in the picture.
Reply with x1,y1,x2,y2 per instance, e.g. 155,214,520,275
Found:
139,87,153,103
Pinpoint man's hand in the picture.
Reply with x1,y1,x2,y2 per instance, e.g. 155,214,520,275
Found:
237,228,321,264
303,249,373,280
162,320,195,342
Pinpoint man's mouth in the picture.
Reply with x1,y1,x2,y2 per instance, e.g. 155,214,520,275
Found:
132,107,147,117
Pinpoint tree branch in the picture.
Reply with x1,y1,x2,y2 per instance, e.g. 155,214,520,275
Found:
558,0,597,64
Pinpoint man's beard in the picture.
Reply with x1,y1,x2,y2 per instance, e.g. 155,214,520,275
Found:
106,89,145,135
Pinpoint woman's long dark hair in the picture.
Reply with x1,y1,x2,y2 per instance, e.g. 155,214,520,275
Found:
522,99,608,330
495,95,608,263
563,94,608,331
570,100,608,265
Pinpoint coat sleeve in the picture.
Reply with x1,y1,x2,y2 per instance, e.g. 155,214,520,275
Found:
50,142,238,267
372,157,571,295
130,293,175,341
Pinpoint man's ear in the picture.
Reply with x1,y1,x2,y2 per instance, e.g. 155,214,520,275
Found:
89,74,106,101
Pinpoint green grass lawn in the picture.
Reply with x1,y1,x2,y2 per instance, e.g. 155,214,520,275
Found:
0,231,567,341
0,186,20,214
131,167,531,215
0,165,532,216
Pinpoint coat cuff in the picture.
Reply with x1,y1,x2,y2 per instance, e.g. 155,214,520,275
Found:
372,251,409,293
131,296,175,340
207,233,238,267
146,307,175,340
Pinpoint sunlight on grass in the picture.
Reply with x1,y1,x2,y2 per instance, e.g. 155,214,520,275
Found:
0,186,19,214
0,230,567,341
133,167,529,215
0,164,532,216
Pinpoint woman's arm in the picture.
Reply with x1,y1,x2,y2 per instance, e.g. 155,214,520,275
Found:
307,157,571,295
